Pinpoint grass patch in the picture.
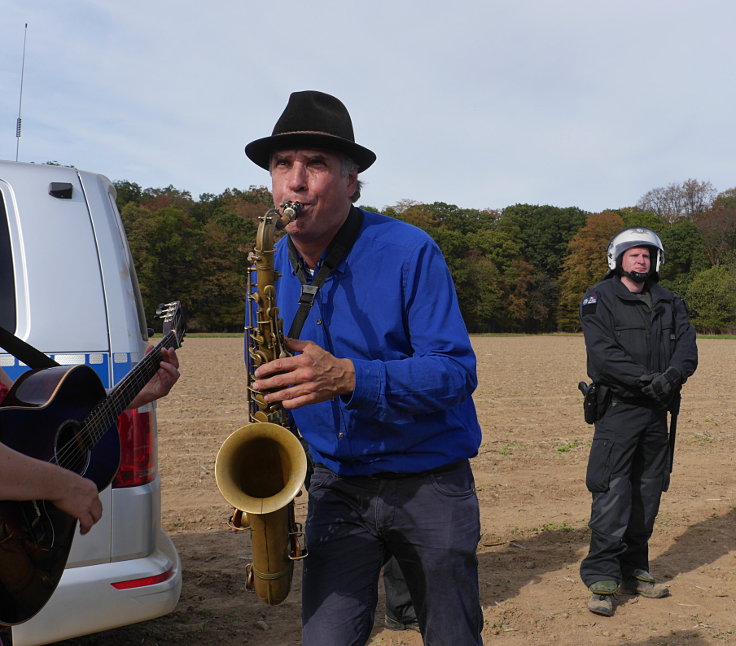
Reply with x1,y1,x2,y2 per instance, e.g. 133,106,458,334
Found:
498,441,521,456
556,440,580,454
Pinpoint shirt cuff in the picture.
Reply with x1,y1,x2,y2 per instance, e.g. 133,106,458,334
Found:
342,358,382,412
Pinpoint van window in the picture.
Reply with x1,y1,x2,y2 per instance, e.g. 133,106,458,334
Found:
107,192,148,340
0,189,16,331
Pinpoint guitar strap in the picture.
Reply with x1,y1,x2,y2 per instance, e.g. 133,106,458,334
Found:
0,325,59,369
286,206,363,339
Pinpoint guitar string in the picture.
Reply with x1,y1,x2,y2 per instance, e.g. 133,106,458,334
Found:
53,331,179,470
53,327,180,469
53,323,182,470
52,338,170,470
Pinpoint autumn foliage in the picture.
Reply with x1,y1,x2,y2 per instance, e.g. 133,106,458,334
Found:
115,179,736,335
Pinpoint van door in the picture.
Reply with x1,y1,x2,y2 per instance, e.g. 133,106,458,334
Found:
0,165,111,382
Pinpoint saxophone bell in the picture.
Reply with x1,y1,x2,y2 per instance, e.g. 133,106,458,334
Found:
216,203,308,606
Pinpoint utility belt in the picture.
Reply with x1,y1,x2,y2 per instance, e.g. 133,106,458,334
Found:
611,394,662,407
578,382,671,423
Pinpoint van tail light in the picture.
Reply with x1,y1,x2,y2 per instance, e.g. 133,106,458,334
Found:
111,567,174,590
113,409,155,488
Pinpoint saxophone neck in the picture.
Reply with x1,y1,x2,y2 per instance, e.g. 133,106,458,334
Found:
255,201,302,252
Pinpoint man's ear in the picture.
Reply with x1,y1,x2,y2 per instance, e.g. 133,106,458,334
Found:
346,167,358,196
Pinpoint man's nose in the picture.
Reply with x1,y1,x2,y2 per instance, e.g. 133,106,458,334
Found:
287,163,307,191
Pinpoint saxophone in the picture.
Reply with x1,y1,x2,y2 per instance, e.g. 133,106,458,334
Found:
215,201,308,606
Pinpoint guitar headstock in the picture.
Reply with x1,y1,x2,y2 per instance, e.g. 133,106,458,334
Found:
155,301,187,349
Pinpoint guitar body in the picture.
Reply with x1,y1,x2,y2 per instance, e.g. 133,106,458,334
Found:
0,365,120,625
0,300,184,626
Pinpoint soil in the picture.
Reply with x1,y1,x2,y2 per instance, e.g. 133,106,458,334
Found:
59,336,735,646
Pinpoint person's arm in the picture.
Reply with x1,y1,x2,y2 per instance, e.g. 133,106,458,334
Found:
126,346,180,409
0,443,102,534
253,238,477,419
667,296,698,381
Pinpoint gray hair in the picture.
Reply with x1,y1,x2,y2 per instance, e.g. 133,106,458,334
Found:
341,155,362,203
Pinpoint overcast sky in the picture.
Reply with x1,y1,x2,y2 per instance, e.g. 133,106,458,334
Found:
1,1,734,213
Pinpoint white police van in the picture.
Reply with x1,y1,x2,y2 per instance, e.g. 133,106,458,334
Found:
0,160,181,645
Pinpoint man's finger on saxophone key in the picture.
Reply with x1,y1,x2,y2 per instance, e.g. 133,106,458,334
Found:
252,364,299,394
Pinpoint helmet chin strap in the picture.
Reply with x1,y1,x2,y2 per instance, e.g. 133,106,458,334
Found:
621,269,649,283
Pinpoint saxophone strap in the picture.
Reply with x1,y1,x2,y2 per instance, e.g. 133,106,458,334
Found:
287,206,363,339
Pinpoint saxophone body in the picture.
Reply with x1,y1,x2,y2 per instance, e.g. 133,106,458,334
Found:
215,202,308,606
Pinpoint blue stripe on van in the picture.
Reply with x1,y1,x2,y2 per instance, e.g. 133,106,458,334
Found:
0,353,121,388
112,353,135,386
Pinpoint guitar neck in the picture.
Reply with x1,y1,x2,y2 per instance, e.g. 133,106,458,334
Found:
82,332,179,445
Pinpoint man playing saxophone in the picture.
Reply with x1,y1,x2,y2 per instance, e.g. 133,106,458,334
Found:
245,90,484,645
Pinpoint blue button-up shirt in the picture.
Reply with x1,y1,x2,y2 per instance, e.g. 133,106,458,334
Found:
256,208,481,475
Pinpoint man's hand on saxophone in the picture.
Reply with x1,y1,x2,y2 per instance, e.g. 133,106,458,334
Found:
251,337,355,409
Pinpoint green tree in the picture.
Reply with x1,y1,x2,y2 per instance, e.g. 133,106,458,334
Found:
461,221,551,332
501,204,588,277
122,204,205,325
658,219,708,295
459,250,504,332
686,264,736,334
113,180,143,210
619,209,662,231
190,217,249,331
432,228,471,293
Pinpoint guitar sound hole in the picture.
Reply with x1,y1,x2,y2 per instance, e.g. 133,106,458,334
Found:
55,420,91,474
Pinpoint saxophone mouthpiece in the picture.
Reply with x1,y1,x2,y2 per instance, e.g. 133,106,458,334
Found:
280,201,302,220
275,201,302,230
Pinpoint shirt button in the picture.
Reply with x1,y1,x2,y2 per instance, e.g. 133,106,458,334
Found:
316,319,323,325
338,432,345,438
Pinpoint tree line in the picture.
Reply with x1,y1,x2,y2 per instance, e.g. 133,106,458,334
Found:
114,178,736,335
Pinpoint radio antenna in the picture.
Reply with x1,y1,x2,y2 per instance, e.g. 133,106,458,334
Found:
15,23,28,162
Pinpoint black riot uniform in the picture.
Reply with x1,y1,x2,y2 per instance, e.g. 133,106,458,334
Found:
579,274,697,587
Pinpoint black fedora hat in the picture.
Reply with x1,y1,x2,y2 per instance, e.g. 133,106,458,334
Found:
245,90,376,172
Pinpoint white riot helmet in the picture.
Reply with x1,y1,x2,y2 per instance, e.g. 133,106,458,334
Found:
606,226,665,280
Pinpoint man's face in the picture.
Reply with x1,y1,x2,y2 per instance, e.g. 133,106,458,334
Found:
270,148,357,247
621,246,651,275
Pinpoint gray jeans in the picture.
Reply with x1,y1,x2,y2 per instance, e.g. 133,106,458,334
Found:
301,461,483,645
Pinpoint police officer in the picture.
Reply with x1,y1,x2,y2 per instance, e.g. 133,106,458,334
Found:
579,227,698,617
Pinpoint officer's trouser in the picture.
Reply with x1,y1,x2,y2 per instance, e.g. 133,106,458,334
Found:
580,399,669,587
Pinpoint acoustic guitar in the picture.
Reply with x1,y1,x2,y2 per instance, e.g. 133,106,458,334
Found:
0,302,185,626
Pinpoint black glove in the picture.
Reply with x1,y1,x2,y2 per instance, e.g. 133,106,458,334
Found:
640,367,681,402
